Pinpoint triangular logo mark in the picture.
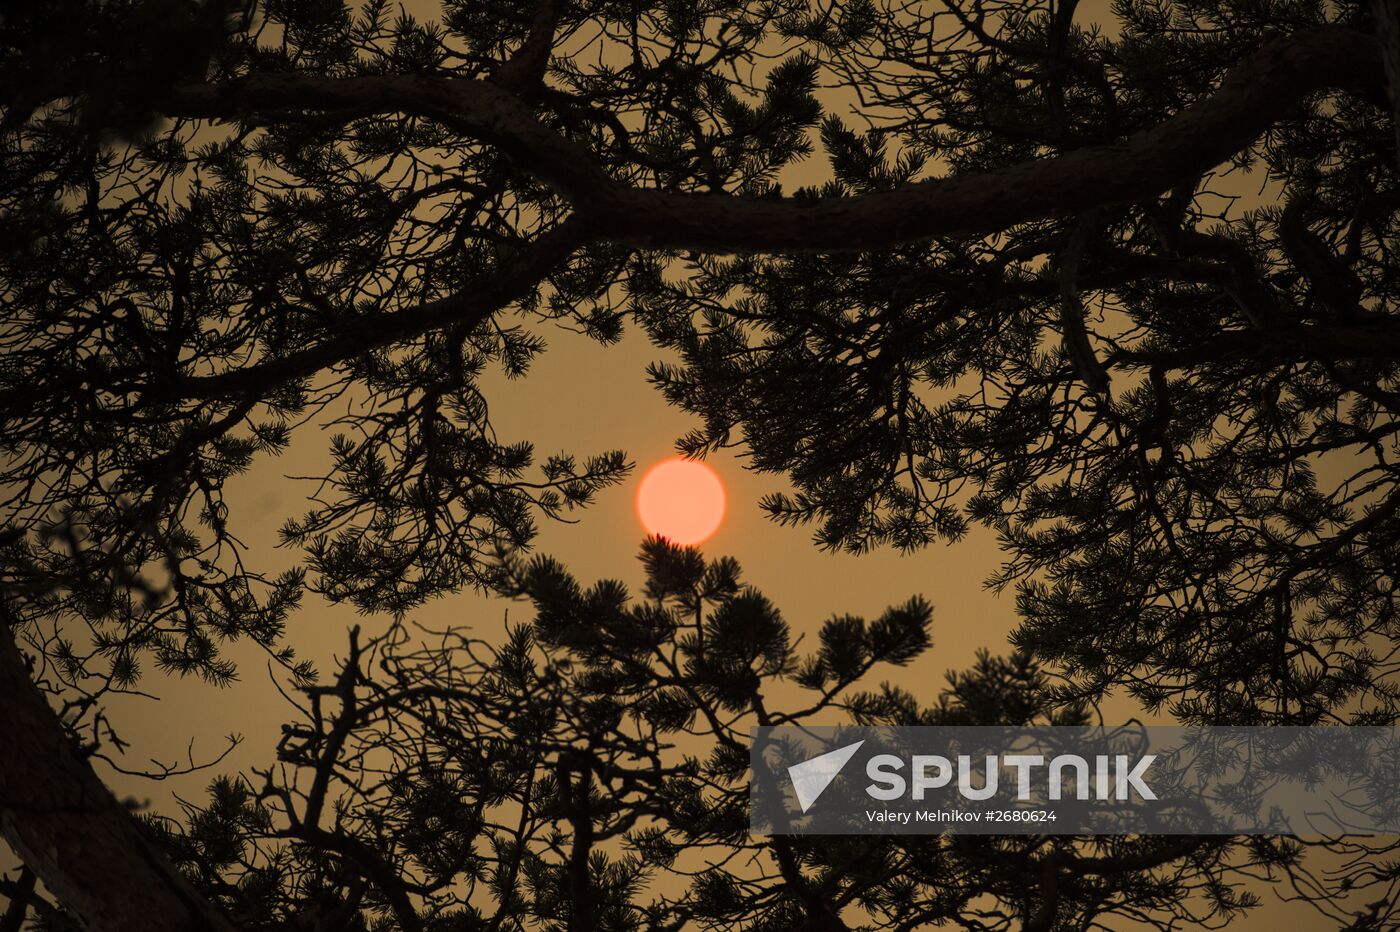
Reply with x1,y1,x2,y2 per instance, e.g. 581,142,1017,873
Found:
788,740,865,813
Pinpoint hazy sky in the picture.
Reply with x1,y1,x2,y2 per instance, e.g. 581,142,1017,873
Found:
99,294,1311,931
98,0,1156,824
66,4,1341,927
95,0,1070,789
101,318,1035,799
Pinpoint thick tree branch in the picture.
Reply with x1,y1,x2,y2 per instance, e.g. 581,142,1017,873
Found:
1371,0,1400,165
163,29,1382,252
1108,320,1400,369
559,752,596,932
164,72,614,207
169,218,588,399
491,0,566,97
0,625,237,932
287,825,423,932
1279,197,1366,319
147,28,1387,405
1057,214,1112,393
1150,197,1286,330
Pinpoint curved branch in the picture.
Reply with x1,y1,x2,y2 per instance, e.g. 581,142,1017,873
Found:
169,218,588,400
142,28,1387,405
163,29,1382,252
1058,213,1112,393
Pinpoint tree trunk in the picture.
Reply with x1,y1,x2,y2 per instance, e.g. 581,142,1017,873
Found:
0,624,236,932
1372,0,1400,165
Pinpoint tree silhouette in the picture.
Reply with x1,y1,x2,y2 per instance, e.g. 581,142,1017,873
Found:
129,542,1376,930
2,0,1400,929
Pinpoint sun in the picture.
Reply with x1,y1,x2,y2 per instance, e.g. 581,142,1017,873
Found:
636,458,726,545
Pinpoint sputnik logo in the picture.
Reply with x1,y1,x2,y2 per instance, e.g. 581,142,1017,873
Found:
787,740,865,813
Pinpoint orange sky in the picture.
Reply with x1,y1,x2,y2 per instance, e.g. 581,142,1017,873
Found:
66,3,1356,927
101,319,1033,792
96,0,1158,835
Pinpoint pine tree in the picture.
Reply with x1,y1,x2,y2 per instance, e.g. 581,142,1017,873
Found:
3,1,1400,929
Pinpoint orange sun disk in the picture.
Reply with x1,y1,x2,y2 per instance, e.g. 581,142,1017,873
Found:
636,458,726,545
